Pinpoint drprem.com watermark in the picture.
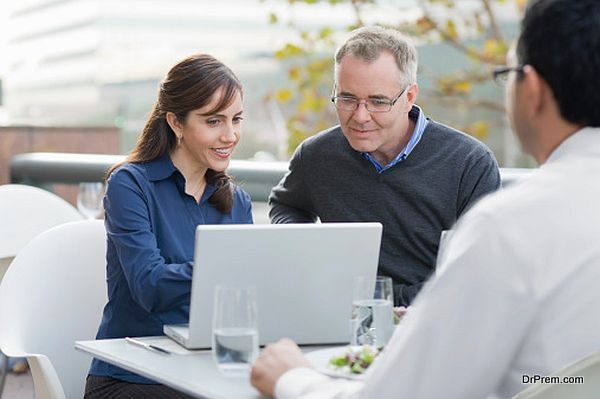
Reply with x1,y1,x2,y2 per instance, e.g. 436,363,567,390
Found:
522,374,584,385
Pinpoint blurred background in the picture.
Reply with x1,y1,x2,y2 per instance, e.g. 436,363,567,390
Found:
0,1,535,395
0,0,533,190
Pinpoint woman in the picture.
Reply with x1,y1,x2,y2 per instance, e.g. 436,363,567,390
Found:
85,54,253,398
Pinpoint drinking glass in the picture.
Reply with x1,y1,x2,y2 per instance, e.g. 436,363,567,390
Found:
212,285,258,374
351,276,394,347
77,182,105,219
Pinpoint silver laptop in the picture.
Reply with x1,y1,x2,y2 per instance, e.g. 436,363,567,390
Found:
164,222,382,349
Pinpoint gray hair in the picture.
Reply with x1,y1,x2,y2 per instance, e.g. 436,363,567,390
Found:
334,26,418,86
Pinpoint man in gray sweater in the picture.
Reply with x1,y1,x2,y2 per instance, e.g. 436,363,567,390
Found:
269,26,501,306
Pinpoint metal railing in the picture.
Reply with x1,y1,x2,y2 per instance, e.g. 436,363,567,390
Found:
10,152,533,202
10,152,289,202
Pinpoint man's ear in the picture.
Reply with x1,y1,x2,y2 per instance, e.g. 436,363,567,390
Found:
166,112,183,135
405,83,419,111
521,65,546,118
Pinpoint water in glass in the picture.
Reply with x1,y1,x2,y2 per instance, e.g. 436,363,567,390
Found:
212,285,258,374
351,298,394,346
351,276,394,347
213,327,258,372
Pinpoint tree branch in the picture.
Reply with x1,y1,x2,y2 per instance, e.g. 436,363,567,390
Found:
418,1,504,65
481,0,504,42
424,92,506,113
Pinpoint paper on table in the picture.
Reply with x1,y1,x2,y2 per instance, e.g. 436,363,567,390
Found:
134,336,207,356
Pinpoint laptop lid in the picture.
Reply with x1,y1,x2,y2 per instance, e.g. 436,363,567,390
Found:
168,222,382,349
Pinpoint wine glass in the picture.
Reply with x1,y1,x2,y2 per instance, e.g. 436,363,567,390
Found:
77,182,105,219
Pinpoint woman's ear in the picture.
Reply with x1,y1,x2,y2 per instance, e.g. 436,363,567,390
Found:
166,112,183,136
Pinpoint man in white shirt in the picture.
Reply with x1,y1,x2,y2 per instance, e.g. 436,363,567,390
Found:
250,0,600,398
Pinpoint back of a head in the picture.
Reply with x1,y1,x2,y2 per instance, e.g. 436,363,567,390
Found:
335,26,418,86
517,0,600,127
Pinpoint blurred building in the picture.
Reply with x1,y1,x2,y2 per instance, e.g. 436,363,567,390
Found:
2,0,424,159
3,0,300,156
3,0,529,166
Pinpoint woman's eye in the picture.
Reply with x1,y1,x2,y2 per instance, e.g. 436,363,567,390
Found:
233,116,244,124
207,119,221,126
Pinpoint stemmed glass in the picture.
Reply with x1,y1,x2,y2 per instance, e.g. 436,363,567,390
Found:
77,182,105,219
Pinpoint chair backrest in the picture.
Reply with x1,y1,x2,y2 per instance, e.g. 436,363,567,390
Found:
0,220,107,399
0,184,83,259
512,351,600,398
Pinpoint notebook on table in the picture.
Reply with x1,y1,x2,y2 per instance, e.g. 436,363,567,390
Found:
164,222,382,349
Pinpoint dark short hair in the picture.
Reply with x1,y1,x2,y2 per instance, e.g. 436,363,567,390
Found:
517,0,600,126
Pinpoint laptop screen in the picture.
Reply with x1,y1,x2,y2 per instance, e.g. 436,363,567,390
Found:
181,222,382,348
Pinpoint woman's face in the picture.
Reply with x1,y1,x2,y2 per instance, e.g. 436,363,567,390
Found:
175,88,243,173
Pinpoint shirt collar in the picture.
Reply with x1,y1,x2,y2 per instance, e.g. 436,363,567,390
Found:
361,104,429,173
145,154,179,182
145,154,219,201
545,127,600,165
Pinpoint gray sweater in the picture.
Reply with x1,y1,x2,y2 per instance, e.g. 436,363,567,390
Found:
269,120,501,306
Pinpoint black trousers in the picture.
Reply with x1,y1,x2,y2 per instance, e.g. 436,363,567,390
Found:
84,375,196,399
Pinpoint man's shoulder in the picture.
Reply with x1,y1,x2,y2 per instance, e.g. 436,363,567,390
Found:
425,119,492,155
464,168,554,223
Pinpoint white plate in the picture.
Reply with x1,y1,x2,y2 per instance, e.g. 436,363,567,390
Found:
305,346,369,381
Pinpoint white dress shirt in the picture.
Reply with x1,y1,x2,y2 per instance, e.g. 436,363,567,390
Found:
275,127,600,399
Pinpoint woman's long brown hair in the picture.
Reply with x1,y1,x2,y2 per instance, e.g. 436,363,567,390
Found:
107,54,242,213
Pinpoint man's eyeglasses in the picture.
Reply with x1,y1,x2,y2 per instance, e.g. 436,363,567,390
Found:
493,65,525,85
331,85,409,113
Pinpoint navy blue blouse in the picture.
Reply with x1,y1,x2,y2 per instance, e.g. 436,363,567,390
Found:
89,155,253,383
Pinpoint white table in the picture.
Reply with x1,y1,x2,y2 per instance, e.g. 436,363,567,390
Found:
75,336,333,399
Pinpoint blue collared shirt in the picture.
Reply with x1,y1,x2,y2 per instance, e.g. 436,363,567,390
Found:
361,104,429,173
90,155,253,383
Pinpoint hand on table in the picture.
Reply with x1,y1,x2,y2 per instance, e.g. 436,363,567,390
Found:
251,338,311,397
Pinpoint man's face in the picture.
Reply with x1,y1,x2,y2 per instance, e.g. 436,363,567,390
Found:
335,52,416,166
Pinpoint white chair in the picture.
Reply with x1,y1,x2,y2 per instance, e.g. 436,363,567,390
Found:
0,184,84,394
0,220,107,399
0,184,83,262
512,351,600,398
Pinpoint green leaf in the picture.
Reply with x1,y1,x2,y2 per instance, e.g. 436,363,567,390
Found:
454,81,472,94
274,43,304,59
445,20,458,40
466,121,489,139
275,89,294,103
319,27,333,39
288,67,301,81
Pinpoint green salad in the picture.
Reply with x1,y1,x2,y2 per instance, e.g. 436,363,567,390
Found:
328,346,381,374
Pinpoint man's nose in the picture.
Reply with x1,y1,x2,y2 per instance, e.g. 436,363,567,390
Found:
352,102,372,123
